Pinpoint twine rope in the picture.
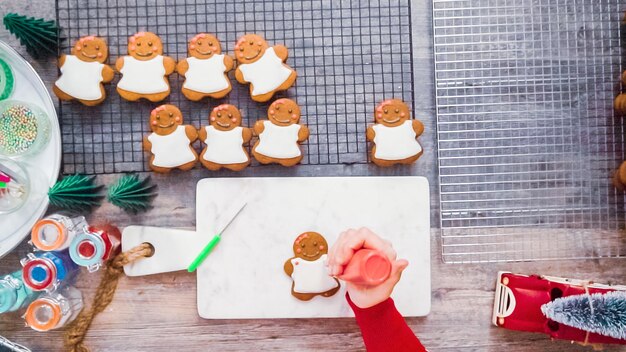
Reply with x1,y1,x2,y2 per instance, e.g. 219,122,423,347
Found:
64,243,153,352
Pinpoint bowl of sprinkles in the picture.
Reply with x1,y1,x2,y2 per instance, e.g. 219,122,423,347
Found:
0,100,50,157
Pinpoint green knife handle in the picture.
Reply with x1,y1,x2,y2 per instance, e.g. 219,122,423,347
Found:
187,234,221,272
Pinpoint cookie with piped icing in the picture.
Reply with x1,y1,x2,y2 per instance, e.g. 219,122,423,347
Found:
366,99,424,167
198,104,252,171
116,32,176,102
53,36,114,106
234,34,297,102
177,33,234,101
283,232,340,301
142,104,198,173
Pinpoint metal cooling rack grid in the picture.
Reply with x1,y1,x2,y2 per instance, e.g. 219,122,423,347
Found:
55,0,414,174
433,0,626,263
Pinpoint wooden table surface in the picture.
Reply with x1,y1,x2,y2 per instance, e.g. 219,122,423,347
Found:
1,1,625,351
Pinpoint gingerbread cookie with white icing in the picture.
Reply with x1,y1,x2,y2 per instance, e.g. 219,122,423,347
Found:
252,98,309,167
177,33,234,101
234,34,297,102
142,104,198,173
53,36,114,106
366,99,424,167
283,232,340,301
199,104,252,172
116,32,176,102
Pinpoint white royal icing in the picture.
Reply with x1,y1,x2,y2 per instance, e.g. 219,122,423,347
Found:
148,125,196,168
202,126,248,164
238,47,293,96
255,121,301,159
118,55,168,94
373,120,422,160
55,55,104,101
183,55,230,94
290,255,339,294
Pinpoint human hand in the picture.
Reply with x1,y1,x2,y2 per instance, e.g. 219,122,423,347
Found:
327,227,409,309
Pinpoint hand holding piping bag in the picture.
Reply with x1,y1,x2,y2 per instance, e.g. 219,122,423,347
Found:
326,227,409,309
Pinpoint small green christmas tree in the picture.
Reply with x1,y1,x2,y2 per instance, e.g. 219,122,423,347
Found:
107,174,157,213
541,291,626,340
3,13,61,59
48,174,104,211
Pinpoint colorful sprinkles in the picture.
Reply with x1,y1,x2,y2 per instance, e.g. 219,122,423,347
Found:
0,104,39,154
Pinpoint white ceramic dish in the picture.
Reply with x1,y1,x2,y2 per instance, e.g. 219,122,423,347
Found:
0,40,61,258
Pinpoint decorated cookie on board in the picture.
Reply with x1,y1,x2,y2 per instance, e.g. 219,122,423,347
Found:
234,34,297,102
142,104,198,173
283,232,340,301
198,104,252,171
115,32,176,102
53,36,114,106
177,33,234,101
366,99,424,167
252,98,309,167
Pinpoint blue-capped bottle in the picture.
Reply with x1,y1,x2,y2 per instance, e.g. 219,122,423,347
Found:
0,270,38,314
20,251,78,292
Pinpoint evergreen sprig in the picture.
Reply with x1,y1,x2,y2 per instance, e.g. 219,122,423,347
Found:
107,174,157,213
3,13,61,59
541,291,626,340
48,174,104,211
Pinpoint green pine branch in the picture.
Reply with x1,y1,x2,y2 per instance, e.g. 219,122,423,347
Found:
3,13,62,59
107,174,157,213
48,174,104,211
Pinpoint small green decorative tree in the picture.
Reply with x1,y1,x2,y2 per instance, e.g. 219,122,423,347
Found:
3,13,61,59
48,174,103,211
541,291,626,340
107,174,157,213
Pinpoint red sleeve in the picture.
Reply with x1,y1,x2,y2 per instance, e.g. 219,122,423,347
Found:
347,293,426,352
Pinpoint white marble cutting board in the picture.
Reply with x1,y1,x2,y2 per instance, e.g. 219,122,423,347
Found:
123,176,431,319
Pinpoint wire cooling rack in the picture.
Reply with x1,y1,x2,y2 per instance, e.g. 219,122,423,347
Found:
55,0,414,174
434,0,626,263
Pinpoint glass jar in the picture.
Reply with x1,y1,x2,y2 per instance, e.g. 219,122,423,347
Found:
0,157,29,214
0,100,50,157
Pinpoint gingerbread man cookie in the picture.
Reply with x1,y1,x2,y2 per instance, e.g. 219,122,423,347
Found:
252,98,309,167
366,99,424,167
198,104,252,171
234,34,297,102
115,32,176,102
283,232,340,301
612,161,626,191
53,36,115,106
142,104,198,173
177,33,234,101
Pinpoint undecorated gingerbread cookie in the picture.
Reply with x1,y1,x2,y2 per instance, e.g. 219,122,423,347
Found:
252,98,309,167
116,32,176,102
283,232,340,301
199,104,252,172
234,34,297,102
177,33,234,101
366,99,424,167
53,36,115,106
142,104,198,173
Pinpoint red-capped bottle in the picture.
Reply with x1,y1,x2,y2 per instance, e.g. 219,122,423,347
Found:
68,224,121,272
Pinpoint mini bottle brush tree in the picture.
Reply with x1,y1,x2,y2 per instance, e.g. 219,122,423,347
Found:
541,291,626,340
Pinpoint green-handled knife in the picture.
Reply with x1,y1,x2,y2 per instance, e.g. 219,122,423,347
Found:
187,202,247,272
